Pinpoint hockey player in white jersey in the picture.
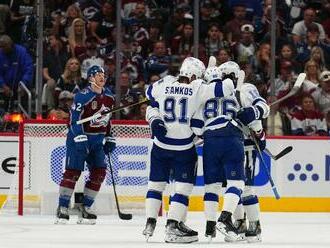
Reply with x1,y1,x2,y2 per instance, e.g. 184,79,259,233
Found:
142,57,235,243
201,61,269,242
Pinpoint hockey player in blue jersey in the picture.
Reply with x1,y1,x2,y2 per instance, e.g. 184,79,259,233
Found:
142,57,236,243
201,61,269,242
55,65,116,224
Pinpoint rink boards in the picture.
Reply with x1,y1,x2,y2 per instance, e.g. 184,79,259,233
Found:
0,134,330,212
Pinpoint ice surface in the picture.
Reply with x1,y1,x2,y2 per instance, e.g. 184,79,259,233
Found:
0,212,329,248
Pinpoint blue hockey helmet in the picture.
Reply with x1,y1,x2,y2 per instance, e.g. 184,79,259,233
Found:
87,65,104,79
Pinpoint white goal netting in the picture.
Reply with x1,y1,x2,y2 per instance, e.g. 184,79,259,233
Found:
0,120,152,215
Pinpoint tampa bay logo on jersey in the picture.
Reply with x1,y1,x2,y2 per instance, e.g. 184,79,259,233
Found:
90,104,111,127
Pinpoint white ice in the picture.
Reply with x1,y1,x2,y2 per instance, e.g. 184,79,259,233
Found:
0,212,329,248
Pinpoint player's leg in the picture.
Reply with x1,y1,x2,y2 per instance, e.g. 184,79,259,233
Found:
216,136,245,242
143,145,169,240
165,147,198,243
77,142,106,224
242,149,262,242
55,137,85,224
202,143,224,241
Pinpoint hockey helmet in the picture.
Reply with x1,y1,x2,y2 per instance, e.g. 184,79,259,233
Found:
204,66,221,84
218,61,240,81
179,57,206,80
87,65,105,79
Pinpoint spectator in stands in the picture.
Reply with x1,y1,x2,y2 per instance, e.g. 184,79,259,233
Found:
290,94,328,136
199,0,220,40
132,102,148,120
163,6,186,44
224,3,251,44
89,1,115,45
233,24,257,64
43,33,70,110
145,41,170,78
227,0,263,22
312,70,330,116
110,72,143,119
203,23,229,57
0,3,10,34
217,48,231,65
104,58,115,87
310,46,328,71
303,59,321,92
68,18,87,57
9,0,34,43
291,7,326,44
129,2,148,28
276,43,301,75
171,22,194,58
0,35,33,112
296,23,330,64
47,90,73,120
54,57,85,107
148,74,160,85
252,42,271,84
274,60,296,96
52,3,83,39
79,36,104,80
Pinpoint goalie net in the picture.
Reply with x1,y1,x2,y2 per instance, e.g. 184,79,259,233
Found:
1,119,151,215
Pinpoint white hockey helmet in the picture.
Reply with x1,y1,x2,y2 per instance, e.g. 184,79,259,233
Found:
204,66,222,84
179,57,206,80
218,61,240,81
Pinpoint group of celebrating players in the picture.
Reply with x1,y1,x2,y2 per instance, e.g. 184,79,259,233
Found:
54,56,270,244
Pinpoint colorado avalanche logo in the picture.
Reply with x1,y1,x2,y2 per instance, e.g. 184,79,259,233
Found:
90,105,111,128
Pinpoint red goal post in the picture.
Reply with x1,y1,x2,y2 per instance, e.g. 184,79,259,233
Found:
16,119,151,215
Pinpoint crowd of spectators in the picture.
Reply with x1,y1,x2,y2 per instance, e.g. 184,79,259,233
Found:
0,0,329,136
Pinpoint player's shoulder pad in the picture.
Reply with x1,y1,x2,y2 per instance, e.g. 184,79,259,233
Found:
241,83,258,92
74,87,94,104
191,79,205,88
158,75,178,85
104,87,115,99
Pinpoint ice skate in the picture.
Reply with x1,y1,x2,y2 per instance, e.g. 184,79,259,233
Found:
142,218,156,242
165,219,198,243
77,205,97,225
205,221,216,242
55,206,69,224
246,220,262,243
224,218,247,242
216,211,241,242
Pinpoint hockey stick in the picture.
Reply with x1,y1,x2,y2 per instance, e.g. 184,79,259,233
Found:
264,146,293,161
107,154,133,220
229,118,280,199
77,98,149,124
207,56,217,68
269,73,306,107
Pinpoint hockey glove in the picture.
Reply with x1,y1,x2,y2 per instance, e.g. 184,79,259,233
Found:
237,106,261,126
151,119,167,139
74,135,89,154
254,130,266,151
104,136,116,154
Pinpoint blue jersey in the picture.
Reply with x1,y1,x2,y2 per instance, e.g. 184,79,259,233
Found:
69,86,115,137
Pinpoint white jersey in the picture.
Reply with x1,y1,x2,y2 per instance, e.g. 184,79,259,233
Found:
193,83,269,136
239,83,269,151
146,75,234,150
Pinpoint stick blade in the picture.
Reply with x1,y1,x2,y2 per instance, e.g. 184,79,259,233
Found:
207,56,217,68
274,146,293,160
293,73,306,89
119,212,133,220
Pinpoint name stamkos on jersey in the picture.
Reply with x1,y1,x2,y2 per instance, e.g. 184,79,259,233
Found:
165,86,193,96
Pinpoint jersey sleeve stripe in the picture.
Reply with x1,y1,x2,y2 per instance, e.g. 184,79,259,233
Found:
157,134,195,146
214,81,224,97
190,118,204,128
146,85,159,108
